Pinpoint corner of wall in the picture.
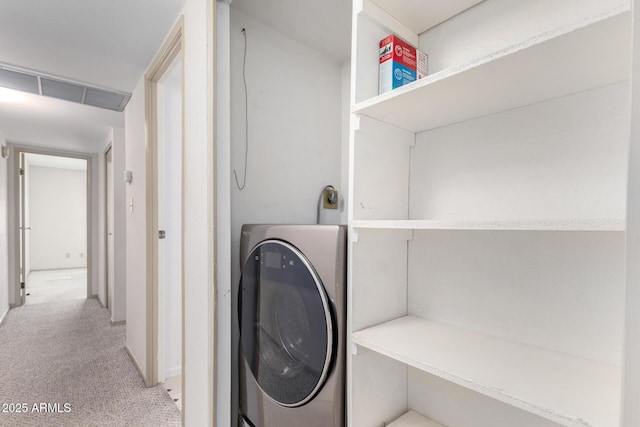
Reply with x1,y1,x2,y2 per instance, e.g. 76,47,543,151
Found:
113,127,127,322
0,132,9,319
123,73,148,380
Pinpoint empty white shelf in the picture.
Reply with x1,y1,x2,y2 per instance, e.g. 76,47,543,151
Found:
352,10,630,133
351,218,625,232
387,410,445,427
352,316,620,426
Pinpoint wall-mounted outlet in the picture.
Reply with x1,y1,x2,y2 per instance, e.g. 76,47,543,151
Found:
65,253,71,258
80,252,84,258
323,188,338,209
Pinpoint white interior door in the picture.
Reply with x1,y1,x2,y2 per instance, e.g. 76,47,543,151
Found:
106,147,115,313
18,151,26,305
157,57,183,384
157,84,168,383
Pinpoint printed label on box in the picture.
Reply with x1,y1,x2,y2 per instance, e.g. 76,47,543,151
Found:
379,35,428,94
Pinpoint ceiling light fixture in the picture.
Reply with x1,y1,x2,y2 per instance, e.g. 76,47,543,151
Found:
0,64,131,112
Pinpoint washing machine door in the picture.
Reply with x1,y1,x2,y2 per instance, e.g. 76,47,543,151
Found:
238,239,334,407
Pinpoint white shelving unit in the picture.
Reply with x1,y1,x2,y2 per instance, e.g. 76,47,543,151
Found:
353,316,620,427
348,0,631,426
353,9,629,133
351,219,625,232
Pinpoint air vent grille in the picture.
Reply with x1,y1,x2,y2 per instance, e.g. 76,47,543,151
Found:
0,68,39,94
85,88,129,111
0,64,130,112
41,78,85,103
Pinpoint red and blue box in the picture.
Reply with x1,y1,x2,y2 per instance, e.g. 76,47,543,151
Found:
379,35,428,94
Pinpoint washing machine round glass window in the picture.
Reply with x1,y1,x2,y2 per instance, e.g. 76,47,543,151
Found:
239,240,333,407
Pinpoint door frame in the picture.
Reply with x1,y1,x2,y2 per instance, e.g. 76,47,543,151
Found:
144,14,185,400
104,144,113,313
9,145,93,306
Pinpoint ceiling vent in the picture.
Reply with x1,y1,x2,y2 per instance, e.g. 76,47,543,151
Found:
0,64,131,112
0,68,39,94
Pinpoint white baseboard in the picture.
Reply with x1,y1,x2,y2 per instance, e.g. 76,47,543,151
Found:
165,366,182,379
125,344,146,383
0,305,9,327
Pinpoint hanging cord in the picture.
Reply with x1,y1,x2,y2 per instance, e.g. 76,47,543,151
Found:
234,27,249,190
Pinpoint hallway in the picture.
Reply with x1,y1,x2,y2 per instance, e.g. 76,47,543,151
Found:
0,299,181,426
0,1,216,423
25,269,87,305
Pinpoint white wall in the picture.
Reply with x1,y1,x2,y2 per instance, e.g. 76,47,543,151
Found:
124,75,148,375
341,61,351,225
410,83,629,221
0,134,9,323
418,0,627,75
229,8,344,282
124,0,214,424
28,165,87,270
113,129,126,321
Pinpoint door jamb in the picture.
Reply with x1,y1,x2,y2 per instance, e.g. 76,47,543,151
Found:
9,145,93,306
144,15,185,399
104,144,113,311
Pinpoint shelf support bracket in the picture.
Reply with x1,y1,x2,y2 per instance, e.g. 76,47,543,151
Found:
351,228,359,243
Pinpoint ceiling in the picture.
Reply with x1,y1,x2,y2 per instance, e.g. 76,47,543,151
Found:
230,0,352,64
0,0,186,153
0,0,351,153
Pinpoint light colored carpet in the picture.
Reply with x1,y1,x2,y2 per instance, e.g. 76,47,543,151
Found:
0,298,181,426
25,269,87,305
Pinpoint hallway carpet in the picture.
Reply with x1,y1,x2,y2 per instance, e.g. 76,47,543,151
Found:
0,298,181,426
25,269,87,305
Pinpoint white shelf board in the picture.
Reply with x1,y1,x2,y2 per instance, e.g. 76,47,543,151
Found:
369,0,483,34
351,218,625,232
352,10,630,133
352,316,621,427
387,410,444,427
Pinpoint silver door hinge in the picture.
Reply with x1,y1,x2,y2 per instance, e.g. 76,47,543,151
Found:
19,168,24,176
159,230,166,239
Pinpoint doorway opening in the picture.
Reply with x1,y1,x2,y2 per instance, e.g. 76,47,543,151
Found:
12,149,91,306
157,55,184,409
145,16,184,415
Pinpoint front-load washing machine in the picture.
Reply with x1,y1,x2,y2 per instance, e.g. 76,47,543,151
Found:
235,224,346,427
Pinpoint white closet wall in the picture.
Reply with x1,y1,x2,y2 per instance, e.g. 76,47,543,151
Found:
229,8,343,282
28,166,87,271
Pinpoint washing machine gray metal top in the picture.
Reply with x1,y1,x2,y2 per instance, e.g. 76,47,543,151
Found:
238,239,334,408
